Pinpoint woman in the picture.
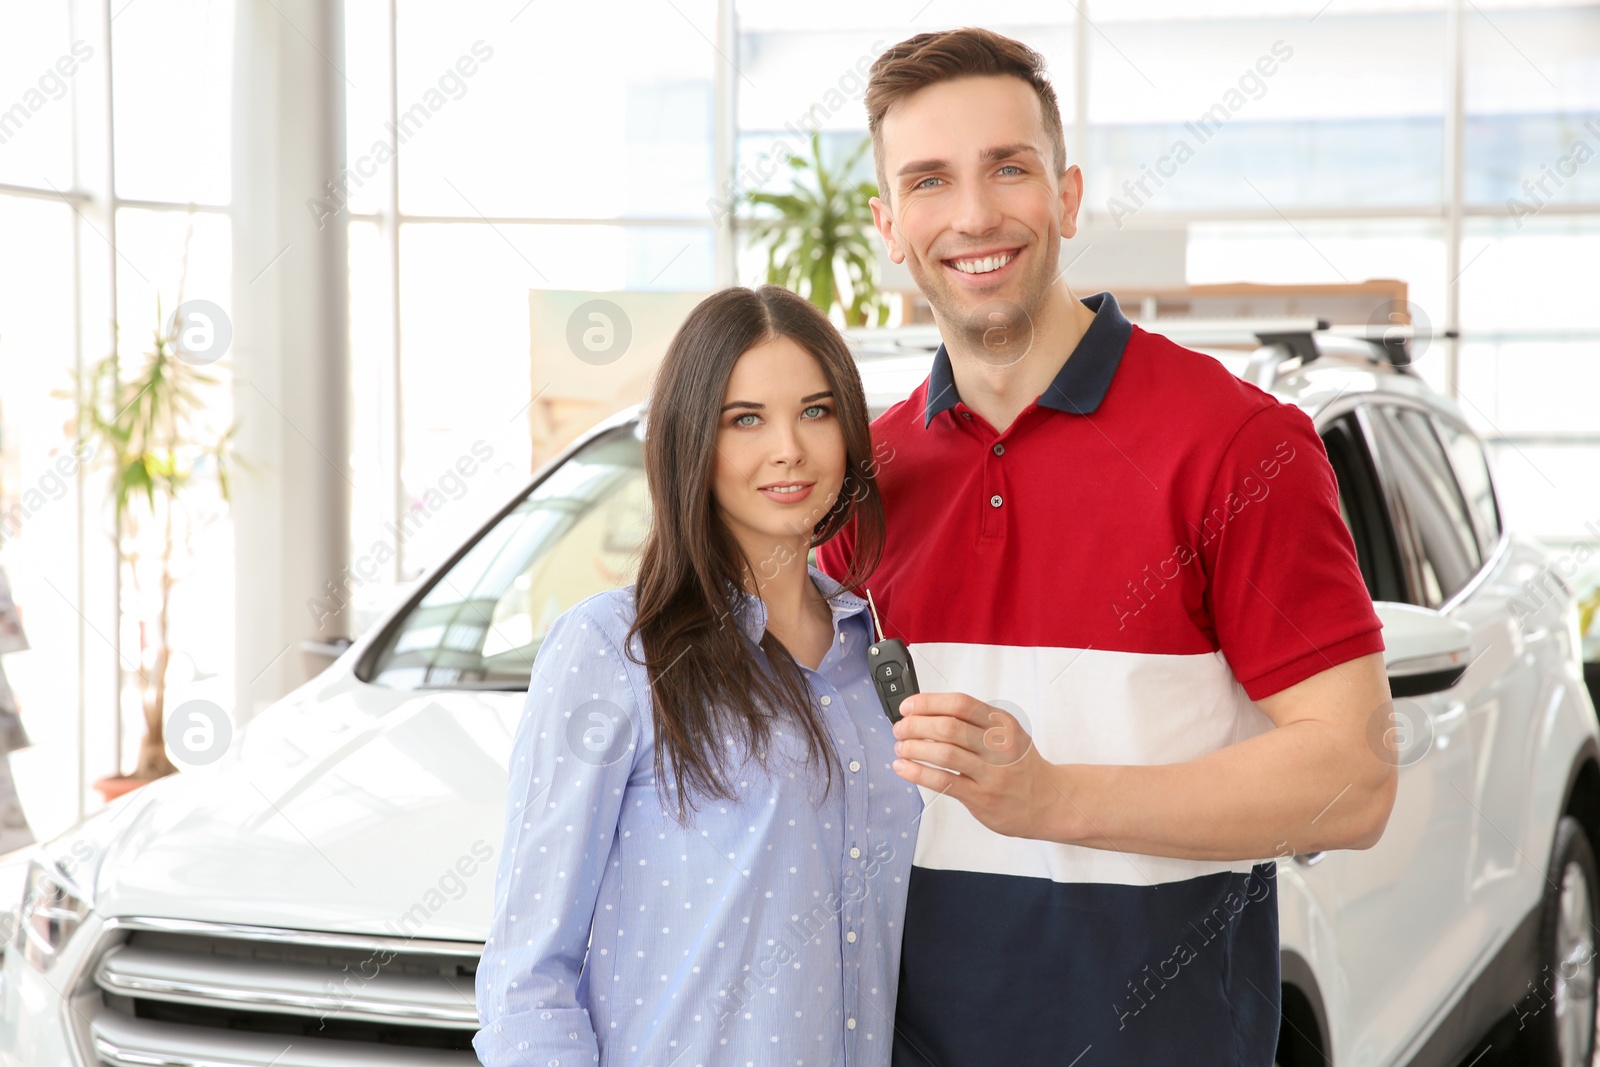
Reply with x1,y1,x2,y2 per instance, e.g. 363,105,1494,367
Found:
473,285,922,1067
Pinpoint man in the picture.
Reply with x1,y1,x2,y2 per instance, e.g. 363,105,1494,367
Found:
816,26,1397,1066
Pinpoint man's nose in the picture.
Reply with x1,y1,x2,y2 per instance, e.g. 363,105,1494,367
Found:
949,176,1004,235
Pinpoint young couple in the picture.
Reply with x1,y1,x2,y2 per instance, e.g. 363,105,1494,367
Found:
476,25,1395,1067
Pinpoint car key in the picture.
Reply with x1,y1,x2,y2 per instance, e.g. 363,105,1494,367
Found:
865,589,919,724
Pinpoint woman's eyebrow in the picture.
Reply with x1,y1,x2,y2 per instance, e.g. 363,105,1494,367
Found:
720,390,834,413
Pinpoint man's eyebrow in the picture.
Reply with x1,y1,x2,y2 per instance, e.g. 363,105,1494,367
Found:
720,390,834,413
895,143,1041,179
979,143,1043,165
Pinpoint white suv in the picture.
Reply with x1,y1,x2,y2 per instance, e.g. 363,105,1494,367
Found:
0,322,1594,1067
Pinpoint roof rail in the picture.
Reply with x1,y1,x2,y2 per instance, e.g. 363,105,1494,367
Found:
1148,318,1443,384
1136,318,1329,346
1324,324,1458,367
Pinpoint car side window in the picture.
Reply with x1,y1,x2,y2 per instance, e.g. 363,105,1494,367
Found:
1320,413,1407,604
1365,404,1483,607
1434,416,1502,560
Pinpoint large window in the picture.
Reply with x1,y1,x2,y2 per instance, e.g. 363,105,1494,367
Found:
342,1,720,629
0,0,237,835
734,0,1600,556
5,0,1599,835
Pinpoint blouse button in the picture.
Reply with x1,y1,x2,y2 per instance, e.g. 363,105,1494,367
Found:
849,846,861,859
846,931,857,943
820,695,832,707
848,760,861,773
847,1018,857,1030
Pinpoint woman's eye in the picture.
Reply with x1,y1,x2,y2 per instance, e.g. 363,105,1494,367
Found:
732,413,759,428
802,404,831,419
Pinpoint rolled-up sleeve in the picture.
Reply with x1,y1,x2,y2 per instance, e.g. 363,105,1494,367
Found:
473,599,641,1066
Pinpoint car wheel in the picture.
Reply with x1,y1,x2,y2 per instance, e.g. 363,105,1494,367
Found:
1522,815,1599,1067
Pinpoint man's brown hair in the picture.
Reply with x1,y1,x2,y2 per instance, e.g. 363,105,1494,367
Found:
864,27,1067,204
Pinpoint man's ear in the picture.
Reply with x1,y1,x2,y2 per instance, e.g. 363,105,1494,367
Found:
869,195,906,265
1058,164,1085,242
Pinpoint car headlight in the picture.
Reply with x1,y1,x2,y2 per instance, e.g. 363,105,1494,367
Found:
13,860,90,972
6,783,160,972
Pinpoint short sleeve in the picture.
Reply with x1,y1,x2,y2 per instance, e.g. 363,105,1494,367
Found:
1199,402,1385,701
472,599,641,1066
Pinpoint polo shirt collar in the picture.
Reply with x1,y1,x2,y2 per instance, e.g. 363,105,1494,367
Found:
724,563,870,645
923,290,1133,428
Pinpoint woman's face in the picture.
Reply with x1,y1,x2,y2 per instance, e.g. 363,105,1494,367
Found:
712,335,848,573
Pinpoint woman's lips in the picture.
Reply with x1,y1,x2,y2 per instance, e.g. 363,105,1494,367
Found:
758,482,814,504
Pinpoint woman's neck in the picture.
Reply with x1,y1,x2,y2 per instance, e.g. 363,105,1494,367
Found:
739,545,826,636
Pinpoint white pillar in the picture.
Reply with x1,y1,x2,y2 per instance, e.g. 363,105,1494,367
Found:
69,0,120,814
230,0,349,723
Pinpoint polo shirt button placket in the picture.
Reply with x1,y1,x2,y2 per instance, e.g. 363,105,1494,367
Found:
981,433,1007,544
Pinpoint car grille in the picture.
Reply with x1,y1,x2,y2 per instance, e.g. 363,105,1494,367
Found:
74,916,483,1066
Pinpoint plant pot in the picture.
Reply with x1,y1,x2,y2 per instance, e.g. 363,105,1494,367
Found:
92,775,152,803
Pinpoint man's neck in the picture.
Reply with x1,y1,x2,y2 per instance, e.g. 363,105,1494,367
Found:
936,283,1099,433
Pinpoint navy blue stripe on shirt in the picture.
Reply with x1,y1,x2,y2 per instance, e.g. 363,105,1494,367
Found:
890,863,1281,1067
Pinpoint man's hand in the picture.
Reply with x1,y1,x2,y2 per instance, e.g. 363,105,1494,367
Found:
891,692,1064,840
888,654,1396,860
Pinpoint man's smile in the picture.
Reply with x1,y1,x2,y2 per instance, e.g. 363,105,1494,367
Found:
941,245,1024,284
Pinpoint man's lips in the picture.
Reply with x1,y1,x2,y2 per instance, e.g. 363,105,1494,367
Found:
942,246,1023,282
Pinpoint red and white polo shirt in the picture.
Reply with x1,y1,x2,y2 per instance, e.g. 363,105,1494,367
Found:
817,291,1384,1066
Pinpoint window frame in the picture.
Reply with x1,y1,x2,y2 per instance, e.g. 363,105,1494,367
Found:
1354,398,1505,611
1433,411,1505,565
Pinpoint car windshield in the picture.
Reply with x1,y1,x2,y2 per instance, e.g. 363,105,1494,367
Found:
362,423,648,690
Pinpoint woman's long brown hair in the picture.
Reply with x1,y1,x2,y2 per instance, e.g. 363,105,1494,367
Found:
625,285,885,819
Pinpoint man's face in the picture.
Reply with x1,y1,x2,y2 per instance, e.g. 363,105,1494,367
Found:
871,75,1082,357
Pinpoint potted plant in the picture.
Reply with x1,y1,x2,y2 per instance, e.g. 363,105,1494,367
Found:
737,131,891,328
73,300,235,800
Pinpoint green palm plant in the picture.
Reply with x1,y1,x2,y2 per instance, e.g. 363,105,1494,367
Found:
738,131,891,328
73,301,236,782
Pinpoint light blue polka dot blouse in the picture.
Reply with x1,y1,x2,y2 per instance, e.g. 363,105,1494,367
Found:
473,564,922,1067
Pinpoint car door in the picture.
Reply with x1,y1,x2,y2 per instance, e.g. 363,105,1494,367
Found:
1297,403,1483,1066
1425,413,1556,1003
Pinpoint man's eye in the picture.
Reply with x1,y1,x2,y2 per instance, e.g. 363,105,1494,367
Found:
998,164,1022,175
913,176,942,190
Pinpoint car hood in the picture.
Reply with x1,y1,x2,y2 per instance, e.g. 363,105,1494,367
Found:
93,669,525,943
